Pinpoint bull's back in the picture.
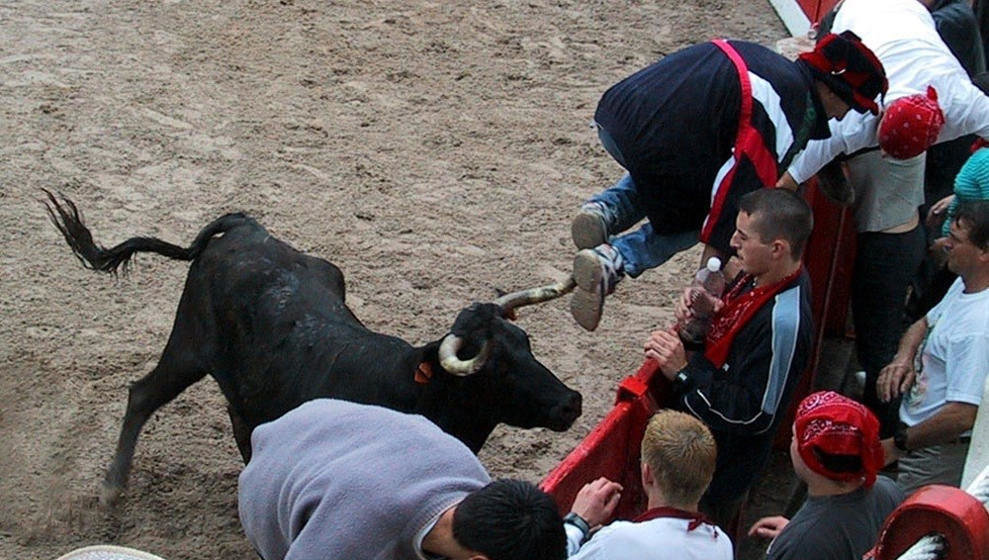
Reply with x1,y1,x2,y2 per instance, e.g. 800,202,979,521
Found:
177,222,415,425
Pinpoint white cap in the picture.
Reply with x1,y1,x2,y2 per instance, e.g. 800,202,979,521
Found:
706,257,722,272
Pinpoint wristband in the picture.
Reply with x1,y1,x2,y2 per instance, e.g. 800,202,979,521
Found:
563,512,590,540
672,369,690,392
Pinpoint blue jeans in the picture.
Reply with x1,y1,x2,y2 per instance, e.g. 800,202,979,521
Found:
590,124,699,277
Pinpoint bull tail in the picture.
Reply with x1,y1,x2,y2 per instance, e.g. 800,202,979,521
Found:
43,189,251,274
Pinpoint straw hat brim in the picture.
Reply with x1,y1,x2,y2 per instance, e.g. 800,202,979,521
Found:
55,545,167,560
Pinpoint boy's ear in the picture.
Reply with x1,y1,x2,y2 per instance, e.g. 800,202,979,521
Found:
641,462,655,489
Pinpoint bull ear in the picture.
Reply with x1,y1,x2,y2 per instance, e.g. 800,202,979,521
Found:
438,334,490,376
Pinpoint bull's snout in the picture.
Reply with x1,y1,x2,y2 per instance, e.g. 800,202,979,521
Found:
547,391,582,431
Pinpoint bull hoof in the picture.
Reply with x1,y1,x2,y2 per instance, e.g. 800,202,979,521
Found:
100,482,123,508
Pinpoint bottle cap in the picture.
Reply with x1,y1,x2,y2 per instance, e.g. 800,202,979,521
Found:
706,257,722,272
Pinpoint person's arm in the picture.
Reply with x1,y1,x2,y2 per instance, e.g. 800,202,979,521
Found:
565,478,623,556
680,305,809,435
748,515,789,539
787,112,877,184
882,402,978,463
935,69,989,142
876,317,929,402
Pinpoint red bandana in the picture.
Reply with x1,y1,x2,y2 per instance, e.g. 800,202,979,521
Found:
878,86,945,159
703,268,802,369
794,391,884,488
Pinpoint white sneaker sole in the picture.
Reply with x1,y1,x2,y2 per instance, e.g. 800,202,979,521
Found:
571,250,606,331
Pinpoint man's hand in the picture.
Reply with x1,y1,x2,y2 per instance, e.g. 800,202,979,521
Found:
747,516,789,539
570,477,623,528
877,359,916,402
926,194,954,228
674,288,697,323
644,329,688,379
675,288,724,323
776,172,799,191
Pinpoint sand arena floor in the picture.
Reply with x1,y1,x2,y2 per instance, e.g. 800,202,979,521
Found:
0,2,794,558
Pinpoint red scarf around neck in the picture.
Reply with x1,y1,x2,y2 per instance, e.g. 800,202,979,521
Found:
703,268,802,368
633,506,715,533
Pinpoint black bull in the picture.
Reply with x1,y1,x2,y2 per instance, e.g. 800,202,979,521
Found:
45,192,581,504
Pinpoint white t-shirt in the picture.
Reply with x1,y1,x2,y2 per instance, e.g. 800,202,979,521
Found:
566,516,732,560
900,278,989,433
787,0,989,184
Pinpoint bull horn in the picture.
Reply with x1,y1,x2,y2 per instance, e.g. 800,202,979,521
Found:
493,277,577,317
438,334,491,376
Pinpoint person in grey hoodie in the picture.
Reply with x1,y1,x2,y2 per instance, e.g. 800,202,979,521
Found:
238,399,566,560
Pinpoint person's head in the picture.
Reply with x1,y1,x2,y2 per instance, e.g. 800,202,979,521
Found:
791,391,884,489
945,200,989,279
639,410,716,508
730,188,814,275
452,479,565,560
878,86,946,159
798,31,888,119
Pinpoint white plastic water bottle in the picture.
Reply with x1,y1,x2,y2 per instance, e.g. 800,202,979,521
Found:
677,257,726,346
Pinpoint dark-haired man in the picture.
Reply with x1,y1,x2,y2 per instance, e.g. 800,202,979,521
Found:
238,399,565,560
569,31,887,331
644,188,815,529
748,391,904,560
782,0,989,437
878,200,989,494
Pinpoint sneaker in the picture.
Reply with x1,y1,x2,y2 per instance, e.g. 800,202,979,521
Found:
570,245,623,331
571,202,609,249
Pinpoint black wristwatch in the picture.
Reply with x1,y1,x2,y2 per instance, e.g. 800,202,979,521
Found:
894,424,910,452
563,512,590,542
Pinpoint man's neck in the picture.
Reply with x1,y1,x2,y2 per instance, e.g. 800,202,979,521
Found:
805,476,863,497
422,506,478,560
753,260,801,288
645,491,698,513
961,269,989,294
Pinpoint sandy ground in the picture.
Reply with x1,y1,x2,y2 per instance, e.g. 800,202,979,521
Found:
0,1,793,559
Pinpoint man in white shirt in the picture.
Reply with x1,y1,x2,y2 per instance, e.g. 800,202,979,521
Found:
780,0,989,438
877,200,989,494
562,410,733,560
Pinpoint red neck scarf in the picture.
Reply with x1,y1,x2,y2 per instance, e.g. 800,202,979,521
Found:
633,506,715,534
704,268,803,368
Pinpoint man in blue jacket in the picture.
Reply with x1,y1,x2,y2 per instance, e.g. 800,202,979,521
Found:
569,32,886,331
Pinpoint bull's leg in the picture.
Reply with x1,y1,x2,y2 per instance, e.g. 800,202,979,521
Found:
103,344,206,506
227,405,253,464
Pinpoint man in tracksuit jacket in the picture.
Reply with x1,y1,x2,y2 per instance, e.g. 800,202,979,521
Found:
644,188,815,533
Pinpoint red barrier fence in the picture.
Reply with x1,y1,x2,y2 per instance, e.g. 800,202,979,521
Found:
540,359,668,519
